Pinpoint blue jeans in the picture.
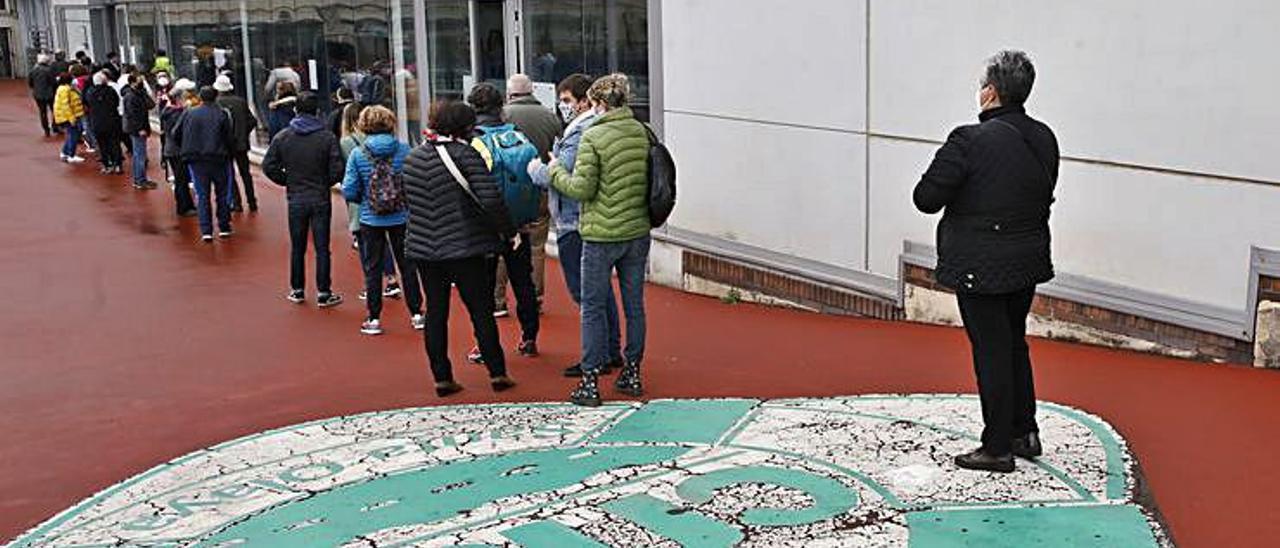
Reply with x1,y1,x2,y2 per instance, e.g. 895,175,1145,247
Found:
580,235,650,371
61,121,82,157
559,230,621,363
130,133,149,184
188,161,232,236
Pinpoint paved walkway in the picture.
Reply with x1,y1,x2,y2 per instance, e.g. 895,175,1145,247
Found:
0,81,1276,546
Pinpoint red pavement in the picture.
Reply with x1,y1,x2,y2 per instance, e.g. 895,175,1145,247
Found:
0,80,1277,547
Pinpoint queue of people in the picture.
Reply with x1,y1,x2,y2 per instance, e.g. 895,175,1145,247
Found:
32,56,661,407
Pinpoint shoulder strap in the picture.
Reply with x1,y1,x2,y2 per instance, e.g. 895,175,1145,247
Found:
435,144,485,209
991,118,1052,184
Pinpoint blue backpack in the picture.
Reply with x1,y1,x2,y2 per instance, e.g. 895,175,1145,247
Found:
476,124,542,226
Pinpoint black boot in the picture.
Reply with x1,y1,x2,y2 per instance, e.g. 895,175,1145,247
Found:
614,362,643,397
1012,432,1042,459
570,371,602,407
954,448,1015,473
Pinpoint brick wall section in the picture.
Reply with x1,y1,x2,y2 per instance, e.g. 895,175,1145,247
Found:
1257,275,1280,304
683,252,904,321
905,262,1253,364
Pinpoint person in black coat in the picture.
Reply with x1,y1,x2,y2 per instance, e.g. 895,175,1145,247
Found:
262,91,345,308
160,88,197,216
172,86,235,241
402,100,517,397
28,54,58,137
122,74,158,188
913,50,1060,474
83,71,125,175
214,75,260,212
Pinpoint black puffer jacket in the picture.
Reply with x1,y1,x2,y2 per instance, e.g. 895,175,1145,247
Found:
913,105,1059,294
160,106,186,159
402,138,514,262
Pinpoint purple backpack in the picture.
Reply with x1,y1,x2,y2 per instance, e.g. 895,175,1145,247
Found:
362,143,405,215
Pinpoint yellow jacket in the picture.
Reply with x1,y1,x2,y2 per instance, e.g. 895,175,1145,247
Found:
53,85,84,125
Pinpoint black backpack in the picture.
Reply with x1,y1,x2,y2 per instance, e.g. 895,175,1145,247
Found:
644,125,677,228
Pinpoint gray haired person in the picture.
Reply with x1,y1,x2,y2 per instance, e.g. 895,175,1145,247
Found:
913,51,1060,473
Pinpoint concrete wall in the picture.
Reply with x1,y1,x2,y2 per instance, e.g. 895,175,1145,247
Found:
660,0,1280,313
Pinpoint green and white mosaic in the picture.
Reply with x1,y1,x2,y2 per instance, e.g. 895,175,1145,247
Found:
7,395,1169,547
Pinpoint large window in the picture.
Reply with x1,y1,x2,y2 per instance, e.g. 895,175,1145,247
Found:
523,0,649,119
422,0,472,102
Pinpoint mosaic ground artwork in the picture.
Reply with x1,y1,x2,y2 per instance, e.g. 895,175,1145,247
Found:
7,395,1169,547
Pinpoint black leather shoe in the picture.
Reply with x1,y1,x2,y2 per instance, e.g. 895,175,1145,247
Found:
954,448,1015,473
434,381,463,398
1012,432,1043,459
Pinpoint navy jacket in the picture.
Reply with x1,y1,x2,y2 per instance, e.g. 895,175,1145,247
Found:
172,104,233,164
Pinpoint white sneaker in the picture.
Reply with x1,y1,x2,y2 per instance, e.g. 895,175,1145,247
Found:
83,147,96,154
361,319,383,336
411,314,425,330
59,153,69,161
65,155,85,164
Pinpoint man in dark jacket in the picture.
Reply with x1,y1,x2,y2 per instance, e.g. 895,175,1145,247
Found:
122,73,158,188
50,51,70,79
502,73,562,314
28,54,58,137
172,86,235,241
160,87,196,217
468,82,541,358
262,91,345,308
214,75,260,212
913,50,1059,474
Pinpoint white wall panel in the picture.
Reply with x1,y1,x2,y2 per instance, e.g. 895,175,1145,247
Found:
666,112,867,270
663,0,867,131
871,0,1280,182
869,137,1280,310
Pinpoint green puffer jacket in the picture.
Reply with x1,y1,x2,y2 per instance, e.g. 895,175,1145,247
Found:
550,107,650,243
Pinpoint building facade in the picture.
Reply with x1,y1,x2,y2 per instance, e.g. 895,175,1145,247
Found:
37,0,1280,363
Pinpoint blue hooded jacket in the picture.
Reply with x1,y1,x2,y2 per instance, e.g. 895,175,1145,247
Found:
341,133,411,227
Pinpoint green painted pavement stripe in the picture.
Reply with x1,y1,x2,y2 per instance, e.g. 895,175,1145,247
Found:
501,521,607,547
380,450,746,547
761,404,1096,503
1037,402,1128,500
594,399,758,445
907,504,1158,548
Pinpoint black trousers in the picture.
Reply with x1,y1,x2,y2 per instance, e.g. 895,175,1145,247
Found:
166,157,196,214
496,232,540,343
229,150,257,209
35,98,54,135
359,223,422,320
288,201,333,294
95,130,124,168
417,256,508,382
956,288,1040,455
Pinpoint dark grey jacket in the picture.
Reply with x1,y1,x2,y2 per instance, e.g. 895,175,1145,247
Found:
28,64,57,101
913,104,1059,294
402,138,515,262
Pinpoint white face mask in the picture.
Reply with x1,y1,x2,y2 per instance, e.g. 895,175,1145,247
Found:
157,77,170,87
